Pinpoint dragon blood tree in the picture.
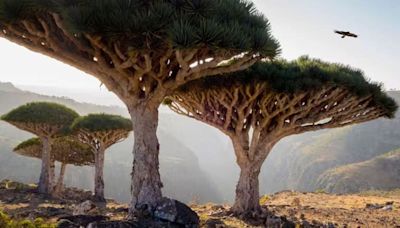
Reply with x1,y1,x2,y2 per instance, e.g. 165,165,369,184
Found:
70,114,132,201
167,57,397,216
0,0,279,212
14,137,94,194
1,102,79,194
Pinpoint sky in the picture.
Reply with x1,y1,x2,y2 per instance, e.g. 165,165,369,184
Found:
0,1,399,106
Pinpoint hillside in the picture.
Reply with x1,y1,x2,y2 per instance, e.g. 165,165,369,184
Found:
317,149,400,193
0,82,221,203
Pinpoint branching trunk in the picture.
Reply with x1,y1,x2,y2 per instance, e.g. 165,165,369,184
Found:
128,103,163,215
94,148,106,201
38,137,53,194
231,139,274,216
54,163,67,194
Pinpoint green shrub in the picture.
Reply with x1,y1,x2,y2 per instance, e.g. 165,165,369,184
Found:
0,210,55,228
259,195,270,205
315,189,327,194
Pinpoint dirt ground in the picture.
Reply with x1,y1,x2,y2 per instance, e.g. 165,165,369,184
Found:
193,191,400,227
1,181,399,227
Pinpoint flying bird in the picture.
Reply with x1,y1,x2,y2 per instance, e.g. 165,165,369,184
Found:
334,30,358,38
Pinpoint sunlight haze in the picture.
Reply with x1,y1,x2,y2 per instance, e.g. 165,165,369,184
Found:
0,0,399,106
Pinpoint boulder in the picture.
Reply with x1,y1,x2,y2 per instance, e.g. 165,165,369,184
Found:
204,218,226,228
154,197,200,227
87,220,140,228
73,200,97,215
57,215,109,227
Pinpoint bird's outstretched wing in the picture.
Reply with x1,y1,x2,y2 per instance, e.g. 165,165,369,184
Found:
334,30,358,38
335,30,345,35
347,32,358,38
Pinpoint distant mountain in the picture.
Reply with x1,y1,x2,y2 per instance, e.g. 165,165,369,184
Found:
0,82,20,93
317,149,400,193
0,82,222,203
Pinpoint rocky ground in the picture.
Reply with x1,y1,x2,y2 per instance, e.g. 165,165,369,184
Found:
1,180,399,227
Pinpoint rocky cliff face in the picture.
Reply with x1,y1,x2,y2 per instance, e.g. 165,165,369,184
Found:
317,149,400,193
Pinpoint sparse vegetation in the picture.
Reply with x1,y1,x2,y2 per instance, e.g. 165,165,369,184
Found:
0,210,55,228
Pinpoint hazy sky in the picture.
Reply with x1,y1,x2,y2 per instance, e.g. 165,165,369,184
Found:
0,1,399,105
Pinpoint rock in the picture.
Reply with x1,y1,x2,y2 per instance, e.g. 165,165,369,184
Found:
327,222,335,228
154,197,200,227
204,218,226,228
265,216,282,227
210,205,225,211
382,204,393,211
301,220,311,227
57,219,80,228
73,200,97,215
292,198,301,207
58,215,109,227
87,220,141,228
113,207,129,213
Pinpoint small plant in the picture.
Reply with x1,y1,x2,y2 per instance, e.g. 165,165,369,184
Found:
259,195,270,205
0,210,55,228
315,189,327,194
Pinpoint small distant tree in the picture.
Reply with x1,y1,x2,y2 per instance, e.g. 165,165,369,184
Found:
14,137,94,194
0,1,279,212
167,57,398,216
71,114,132,201
1,102,79,194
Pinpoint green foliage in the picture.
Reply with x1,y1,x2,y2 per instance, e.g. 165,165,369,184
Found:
176,56,398,118
71,113,132,133
0,210,55,228
1,102,79,126
14,137,41,152
315,189,327,194
14,137,94,166
259,195,270,205
0,0,280,57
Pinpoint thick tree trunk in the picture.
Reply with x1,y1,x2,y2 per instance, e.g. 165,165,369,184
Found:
38,137,53,194
94,148,106,201
128,104,163,215
231,137,274,217
232,162,263,216
54,163,67,194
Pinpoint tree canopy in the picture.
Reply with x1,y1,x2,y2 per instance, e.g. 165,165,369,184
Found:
14,137,94,166
0,0,279,56
169,57,397,118
1,102,79,126
71,113,132,133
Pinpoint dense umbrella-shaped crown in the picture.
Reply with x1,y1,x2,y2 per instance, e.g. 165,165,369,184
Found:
70,113,132,150
170,57,397,118
71,113,132,132
1,102,79,126
14,137,94,166
0,0,279,56
167,57,397,144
